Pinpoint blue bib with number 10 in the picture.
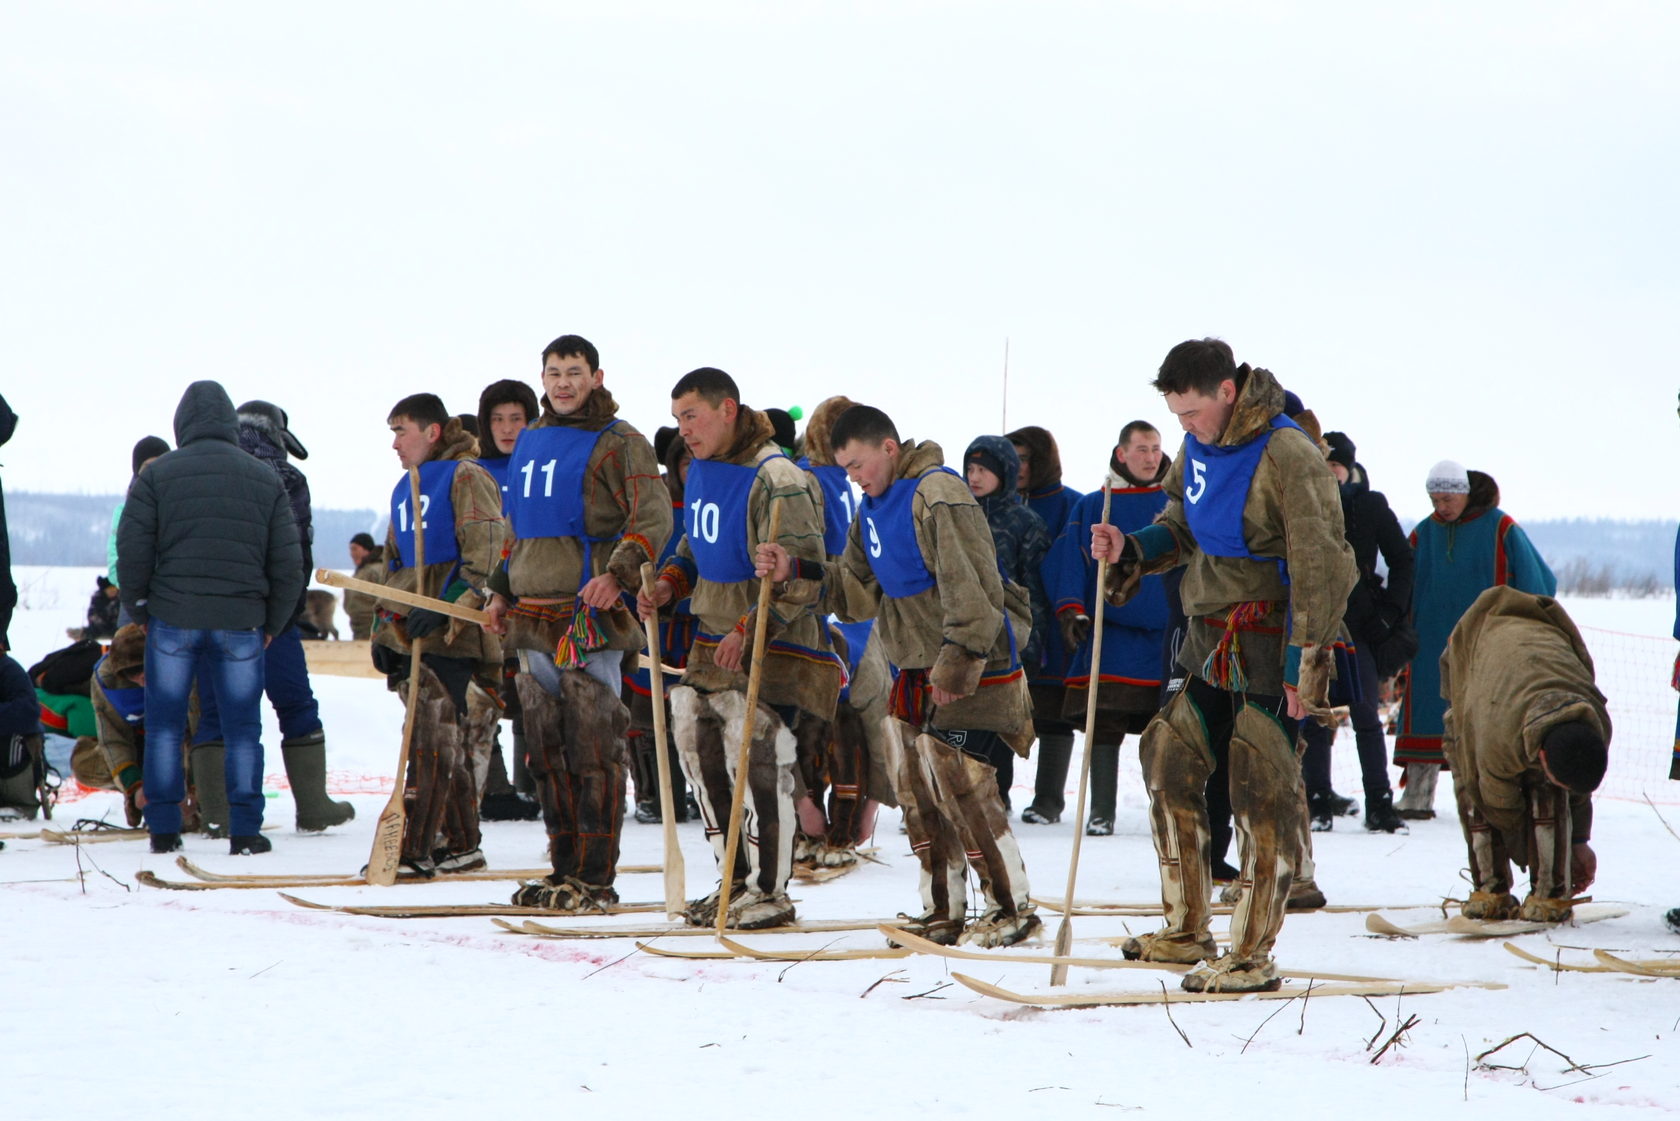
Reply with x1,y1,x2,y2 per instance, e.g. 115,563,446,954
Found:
389,460,461,568
685,457,773,583
859,468,956,598
1181,414,1301,560
504,424,615,541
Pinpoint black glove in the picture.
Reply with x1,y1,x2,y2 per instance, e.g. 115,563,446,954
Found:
1060,612,1092,653
404,608,447,639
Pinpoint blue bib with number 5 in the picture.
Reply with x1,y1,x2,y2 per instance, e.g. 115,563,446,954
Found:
389,460,461,568
504,423,616,541
859,468,957,598
1181,414,1301,561
685,457,773,583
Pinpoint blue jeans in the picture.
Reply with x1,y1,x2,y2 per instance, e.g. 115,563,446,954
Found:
196,624,321,743
142,621,267,836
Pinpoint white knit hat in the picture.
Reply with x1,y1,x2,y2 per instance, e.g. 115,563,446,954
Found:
1425,459,1470,495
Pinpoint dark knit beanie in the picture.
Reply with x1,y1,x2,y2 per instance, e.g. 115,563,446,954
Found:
1540,720,1608,793
964,444,1011,485
132,435,170,476
1324,431,1356,469
765,407,801,455
653,426,679,464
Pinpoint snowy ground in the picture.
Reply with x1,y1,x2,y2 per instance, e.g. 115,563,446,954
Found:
6,567,1679,1120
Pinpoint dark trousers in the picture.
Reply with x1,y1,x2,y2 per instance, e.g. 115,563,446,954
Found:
1299,641,1390,802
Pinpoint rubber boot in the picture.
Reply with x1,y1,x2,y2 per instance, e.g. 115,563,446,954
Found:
281,730,355,833
511,725,535,796
190,740,229,839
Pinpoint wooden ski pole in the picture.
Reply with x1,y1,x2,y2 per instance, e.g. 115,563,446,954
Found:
1050,475,1115,983
714,499,784,936
641,561,687,920
366,466,426,887
315,568,488,625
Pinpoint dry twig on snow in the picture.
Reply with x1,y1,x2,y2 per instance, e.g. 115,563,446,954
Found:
1369,1013,1420,1064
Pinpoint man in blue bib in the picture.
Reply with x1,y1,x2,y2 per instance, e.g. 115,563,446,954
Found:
1092,339,1357,992
467,378,542,823
758,405,1039,948
371,393,509,878
640,368,841,930
481,335,672,911
790,393,900,872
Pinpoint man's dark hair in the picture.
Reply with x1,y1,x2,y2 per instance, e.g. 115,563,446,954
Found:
455,413,479,438
671,367,740,407
542,334,600,373
1118,420,1160,447
1540,720,1608,794
388,393,449,432
477,379,539,443
830,404,899,450
1152,338,1238,396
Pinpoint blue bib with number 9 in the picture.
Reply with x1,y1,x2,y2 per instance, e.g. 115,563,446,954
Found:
859,468,957,598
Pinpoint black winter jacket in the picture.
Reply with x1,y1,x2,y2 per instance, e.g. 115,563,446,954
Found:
118,382,303,636
1338,464,1414,645
239,421,313,624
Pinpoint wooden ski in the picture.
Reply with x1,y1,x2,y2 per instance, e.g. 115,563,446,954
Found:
883,926,1401,983
278,892,663,918
1501,942,1626,974
497,916,908,940
1035,895,1395,917
949,971,1483,1008
42,824,277,845
634,937,911,962
172,856,660,884
1591,949,1680,978
1367,903,1628,939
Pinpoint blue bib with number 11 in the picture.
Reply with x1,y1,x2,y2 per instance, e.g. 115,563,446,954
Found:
504,423,616,541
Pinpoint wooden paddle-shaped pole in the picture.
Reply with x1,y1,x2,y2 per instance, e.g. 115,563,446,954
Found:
1050,475,1115,983
366,466,426,887
714,500,784,937
640,561,686,919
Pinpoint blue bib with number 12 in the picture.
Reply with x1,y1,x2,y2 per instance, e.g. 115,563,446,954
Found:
389,460,461,568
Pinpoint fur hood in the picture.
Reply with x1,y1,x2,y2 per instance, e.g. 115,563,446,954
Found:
1005,425,1063,490
800,395,856,467
536,384,621,431
1218,365,1289,447
894,438,946,483
715,405,779,467
426,417,480,464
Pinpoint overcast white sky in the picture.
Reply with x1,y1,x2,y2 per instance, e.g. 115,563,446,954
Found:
3,1,1675,528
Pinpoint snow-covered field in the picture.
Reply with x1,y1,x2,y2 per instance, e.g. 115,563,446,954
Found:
6,566,1678,1120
